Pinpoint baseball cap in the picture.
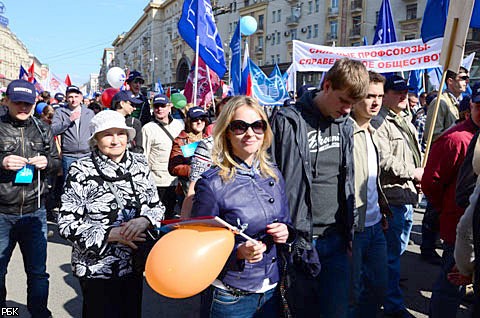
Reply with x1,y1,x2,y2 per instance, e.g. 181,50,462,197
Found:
66,85,82,95
89,110,136,142
152,94,170,105
54,93,65,102
471,82,480,103
384,75,408,92
187,106,207,119
126,70,144,83
111,91,142,108
6,79,36,105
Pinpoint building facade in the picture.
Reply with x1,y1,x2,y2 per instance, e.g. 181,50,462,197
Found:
104,0,479,91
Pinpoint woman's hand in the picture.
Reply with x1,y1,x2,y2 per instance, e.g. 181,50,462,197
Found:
120,217,151,241
266,222,289,243
108,227,146,249
236,240,267,263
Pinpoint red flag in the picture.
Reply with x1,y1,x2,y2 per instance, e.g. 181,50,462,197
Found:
166,86,171,98
65,74,72,86
27,63,35,83
184,57,221,106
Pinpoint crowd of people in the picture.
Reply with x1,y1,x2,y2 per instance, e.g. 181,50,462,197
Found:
0,59,479,318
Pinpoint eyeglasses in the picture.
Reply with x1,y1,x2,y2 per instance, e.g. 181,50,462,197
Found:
459,75,470,81
132,79,144,84
191,117,207,123
154,103,169,108
228,120,267,135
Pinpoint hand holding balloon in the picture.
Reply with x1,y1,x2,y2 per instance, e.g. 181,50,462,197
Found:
237,240,266,263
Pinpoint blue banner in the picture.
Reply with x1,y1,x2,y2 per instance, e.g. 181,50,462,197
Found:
249,61,289,106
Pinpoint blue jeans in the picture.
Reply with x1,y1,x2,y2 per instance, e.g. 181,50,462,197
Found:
62,155,80,180
0,208,51,318
420,201,439,253
350,221,388,318
286,232,349,318
384,204,413,314
429,244,465,318
204,286,278,318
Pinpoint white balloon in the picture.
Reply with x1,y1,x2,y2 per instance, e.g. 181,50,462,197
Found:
106,67,126,89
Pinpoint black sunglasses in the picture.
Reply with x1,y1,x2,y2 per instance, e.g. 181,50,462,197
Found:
459,75,470,81
154,103,169,108
228,120,267,135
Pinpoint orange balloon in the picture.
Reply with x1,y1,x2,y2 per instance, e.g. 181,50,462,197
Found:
145,225,235,298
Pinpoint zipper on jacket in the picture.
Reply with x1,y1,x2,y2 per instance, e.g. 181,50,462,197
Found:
20,127,25,216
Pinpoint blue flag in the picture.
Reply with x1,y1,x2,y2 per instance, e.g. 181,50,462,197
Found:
178,0,227,77
249,61,288,106
19,65,28,80
229,21,241,95
407,69,424,95
421,0,480,42
157,78,165,94
362,36,368,46
373,0,397,45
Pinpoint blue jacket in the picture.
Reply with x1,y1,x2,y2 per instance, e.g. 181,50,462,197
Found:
192,165,292,292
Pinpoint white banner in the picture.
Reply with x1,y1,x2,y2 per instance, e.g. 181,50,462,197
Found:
292,38,444,73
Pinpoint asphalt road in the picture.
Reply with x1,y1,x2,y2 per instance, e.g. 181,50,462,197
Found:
4,209,474,317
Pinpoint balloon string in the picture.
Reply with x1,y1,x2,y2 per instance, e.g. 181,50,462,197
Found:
214,217,260,246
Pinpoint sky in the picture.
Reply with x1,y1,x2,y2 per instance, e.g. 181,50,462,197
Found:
4,0,149,85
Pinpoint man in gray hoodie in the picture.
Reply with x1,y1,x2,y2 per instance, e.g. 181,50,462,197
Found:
51,85,95,177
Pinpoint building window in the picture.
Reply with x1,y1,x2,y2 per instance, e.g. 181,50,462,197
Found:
277,31,281,44
277,10,282,22
330,20,338,38
406,4,417,20
331,0,338,8
271,55,275,65
229,23,233,33
307,25,312,39
258,59,263,66
291,28,298,40
258,36,264,48
233,1,237,11
405,34,416,40
308,1,313,14
352,42,361,46
258,14,264,30
315,0,320,12
273,11,276,23
314,24,319,38
272,33,276,45
375,11,379,26
277,54,280,63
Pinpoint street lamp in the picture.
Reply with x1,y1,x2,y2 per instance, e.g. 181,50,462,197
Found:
150,53,158,92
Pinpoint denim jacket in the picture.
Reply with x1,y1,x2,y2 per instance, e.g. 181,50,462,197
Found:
192,162,292,292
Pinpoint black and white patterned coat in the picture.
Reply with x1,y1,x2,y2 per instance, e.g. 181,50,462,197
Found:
58,150,164,279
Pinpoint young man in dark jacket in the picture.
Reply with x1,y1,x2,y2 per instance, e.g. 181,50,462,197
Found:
0,80,61,317
270,58,369,318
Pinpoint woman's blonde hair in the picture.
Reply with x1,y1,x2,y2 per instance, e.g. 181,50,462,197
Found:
212,96,277,181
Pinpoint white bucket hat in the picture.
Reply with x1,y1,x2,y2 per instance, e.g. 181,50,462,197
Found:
89,110,136,142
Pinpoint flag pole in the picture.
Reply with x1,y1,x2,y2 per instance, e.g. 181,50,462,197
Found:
205,65,216,114
193,36,200,107
292,41,297,100
422,18,459,167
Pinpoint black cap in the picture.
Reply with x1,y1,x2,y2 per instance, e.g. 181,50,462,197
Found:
111,91,142,108
384,75,408,92
66,85,82,95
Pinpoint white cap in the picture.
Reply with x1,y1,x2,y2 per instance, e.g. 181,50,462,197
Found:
89,110,136,141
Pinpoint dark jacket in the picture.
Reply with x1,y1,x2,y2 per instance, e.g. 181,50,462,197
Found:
270,90,355,276
192,165,292,292
125,115,143,153
456,130,479,208
0,114,61,214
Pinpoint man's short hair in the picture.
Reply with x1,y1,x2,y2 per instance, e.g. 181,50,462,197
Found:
323,58,369,101
368,71,385,85
446,66,468,81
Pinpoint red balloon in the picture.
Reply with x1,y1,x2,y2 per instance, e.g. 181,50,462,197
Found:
101,88,119,108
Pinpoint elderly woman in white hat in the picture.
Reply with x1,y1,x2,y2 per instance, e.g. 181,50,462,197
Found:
58,110,164,318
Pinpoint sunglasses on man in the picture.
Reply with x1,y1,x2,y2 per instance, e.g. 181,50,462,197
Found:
228,120,267,135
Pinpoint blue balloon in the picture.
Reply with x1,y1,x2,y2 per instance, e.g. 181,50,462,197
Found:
240,16,257,36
